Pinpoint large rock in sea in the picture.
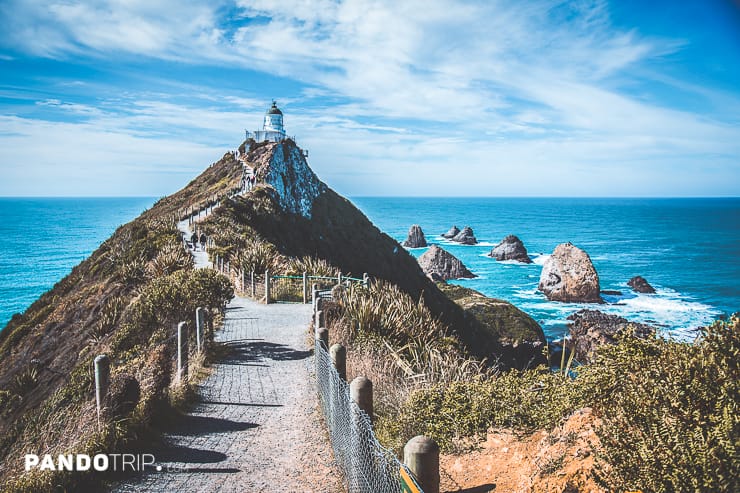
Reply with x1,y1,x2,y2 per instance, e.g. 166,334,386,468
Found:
452,226,478,245
538,242,602,303
439,284,547,370
402,224,427,248
490,235,532,263
417,245,475,281
442,225,460,239
628,275,656,294
568,309,656,364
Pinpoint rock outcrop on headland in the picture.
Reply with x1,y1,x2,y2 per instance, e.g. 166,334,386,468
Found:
628,275,656,294
442,225,460,239
440,284,547,370
402,224,427,248
538,242,602,303
489,235,532,263
568,309,656,364
452,226,478,245
418,245,475,281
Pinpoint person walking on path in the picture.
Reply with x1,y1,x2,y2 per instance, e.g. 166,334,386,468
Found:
191,232,198,251
200,233,207,252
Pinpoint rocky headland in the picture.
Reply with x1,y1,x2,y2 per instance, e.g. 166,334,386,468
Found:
568,309,656,364
417,244,475,281
402,224,427,248
489,234,532,263
538,242,602,303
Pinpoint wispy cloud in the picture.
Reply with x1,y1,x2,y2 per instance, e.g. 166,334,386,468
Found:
0,0,738,196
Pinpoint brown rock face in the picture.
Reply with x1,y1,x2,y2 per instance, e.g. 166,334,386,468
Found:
452,226,477,245
402,224,427,248
538,242,601,303
490,235,532,263
627,275,656,293
568,309,656,363
418,245,476,281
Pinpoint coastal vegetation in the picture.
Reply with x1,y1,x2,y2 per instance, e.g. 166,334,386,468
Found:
0,138,736,492
0,152,241,491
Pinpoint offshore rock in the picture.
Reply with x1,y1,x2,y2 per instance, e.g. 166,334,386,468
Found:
403,224,428,248
538,242,601,303
417,245,475,281
568,309,656,364
490,235,532,263
442,225,460,239
628,275,656,294
452,226,478,245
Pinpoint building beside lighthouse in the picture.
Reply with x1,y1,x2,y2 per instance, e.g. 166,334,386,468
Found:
246,101,287,143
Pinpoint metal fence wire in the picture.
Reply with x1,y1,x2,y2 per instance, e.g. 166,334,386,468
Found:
314,341,424,493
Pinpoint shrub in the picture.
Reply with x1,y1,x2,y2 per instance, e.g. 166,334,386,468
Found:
585,316,739,493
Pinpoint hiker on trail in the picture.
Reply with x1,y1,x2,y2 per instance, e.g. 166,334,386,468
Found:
200,233,207,251
191,232,198,251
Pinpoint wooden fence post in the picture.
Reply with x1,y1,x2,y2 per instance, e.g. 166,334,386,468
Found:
403,436,440,493
330,344,346,381
251,270,256,297
94,354,110,426
302,271,308,304
195,307,204,353
177,322,188,384
350,376,373,424
264,269,271,304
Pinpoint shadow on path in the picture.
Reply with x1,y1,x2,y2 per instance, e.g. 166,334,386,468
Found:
223,341,311,364
162,415,259,435
154,446,228,464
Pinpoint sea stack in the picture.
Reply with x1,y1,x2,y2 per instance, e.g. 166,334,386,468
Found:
628,275,656,294
490,235,532,263
538,242,601,303
452,226,478,245
402,224,427,248
417,244,476,281
442,225,460,239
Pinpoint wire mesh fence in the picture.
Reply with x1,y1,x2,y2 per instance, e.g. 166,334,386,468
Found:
314,340,424,493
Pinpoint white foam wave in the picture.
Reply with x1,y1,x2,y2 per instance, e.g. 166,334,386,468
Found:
532,254,550,265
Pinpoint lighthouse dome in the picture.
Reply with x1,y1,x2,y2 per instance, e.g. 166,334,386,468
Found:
267,102,283,115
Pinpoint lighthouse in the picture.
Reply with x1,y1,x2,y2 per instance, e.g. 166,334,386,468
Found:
246,101,287,143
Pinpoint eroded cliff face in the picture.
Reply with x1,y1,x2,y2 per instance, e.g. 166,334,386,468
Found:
250,141,326,218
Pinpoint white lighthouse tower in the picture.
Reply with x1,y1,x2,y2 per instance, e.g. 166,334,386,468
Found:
247,101,287,143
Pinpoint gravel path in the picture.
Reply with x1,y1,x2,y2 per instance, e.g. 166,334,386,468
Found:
113,297,343,492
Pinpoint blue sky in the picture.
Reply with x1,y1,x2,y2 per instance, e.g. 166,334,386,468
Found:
0,0,738,197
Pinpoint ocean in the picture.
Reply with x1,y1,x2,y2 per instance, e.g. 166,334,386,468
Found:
0,197,737,342
352,197,740,341
0,197,156,330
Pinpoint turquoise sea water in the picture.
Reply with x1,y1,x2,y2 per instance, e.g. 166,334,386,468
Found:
352,197,740,341
1,197,738,342
0,197,156,330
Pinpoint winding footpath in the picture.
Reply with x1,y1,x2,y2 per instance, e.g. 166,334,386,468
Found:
113,216,342,492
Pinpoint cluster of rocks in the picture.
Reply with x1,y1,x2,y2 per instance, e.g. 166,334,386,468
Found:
442,225,478,245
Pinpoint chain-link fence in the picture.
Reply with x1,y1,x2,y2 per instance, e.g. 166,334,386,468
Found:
314,341,424,493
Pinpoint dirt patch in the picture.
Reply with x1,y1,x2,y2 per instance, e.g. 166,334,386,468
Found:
440,408,604,493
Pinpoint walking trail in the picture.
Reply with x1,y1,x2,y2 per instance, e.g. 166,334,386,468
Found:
114,297,343,492
114,204,343,491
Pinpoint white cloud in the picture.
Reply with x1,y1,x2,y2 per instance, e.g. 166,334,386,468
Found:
0,0,738,196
